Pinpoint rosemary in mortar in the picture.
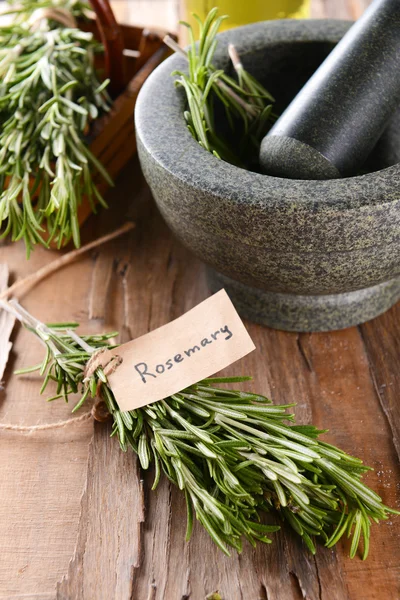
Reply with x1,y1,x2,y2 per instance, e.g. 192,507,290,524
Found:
166,9,275,165
2,297,398,559
0,0,112,255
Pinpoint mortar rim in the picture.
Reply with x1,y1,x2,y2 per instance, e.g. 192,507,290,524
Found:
135,18,400,211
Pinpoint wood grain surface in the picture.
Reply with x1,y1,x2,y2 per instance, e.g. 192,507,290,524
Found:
2,1,399,599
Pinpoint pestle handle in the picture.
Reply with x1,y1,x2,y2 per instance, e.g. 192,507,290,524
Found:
259,0,400,180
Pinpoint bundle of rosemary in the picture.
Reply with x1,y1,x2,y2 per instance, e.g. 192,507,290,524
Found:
2,297,397,560
165,9,276,166
0,0,111,255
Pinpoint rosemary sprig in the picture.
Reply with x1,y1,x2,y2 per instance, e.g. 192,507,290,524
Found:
165,9,275,165
0,0,112,255
2,298,398,559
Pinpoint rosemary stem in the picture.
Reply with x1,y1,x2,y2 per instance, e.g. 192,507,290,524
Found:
9,299,48,332
163,34,187,58
217,79,258,116
228,43,243,72
0,298,34,329
67,328,95,353
0,297,60,355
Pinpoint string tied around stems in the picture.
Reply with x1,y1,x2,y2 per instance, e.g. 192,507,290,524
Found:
83,346,123,422
0,222,134,433
0,347,118,432
83,346,123,381
0,307,121,432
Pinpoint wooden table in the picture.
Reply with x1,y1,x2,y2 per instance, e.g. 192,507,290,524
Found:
0,1,399,599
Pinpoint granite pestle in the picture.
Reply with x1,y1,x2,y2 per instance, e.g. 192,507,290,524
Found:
259,0,400,180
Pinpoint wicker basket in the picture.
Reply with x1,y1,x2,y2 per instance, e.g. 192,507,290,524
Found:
70,0,171,228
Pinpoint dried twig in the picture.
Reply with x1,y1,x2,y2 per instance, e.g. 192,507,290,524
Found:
0,221,135,301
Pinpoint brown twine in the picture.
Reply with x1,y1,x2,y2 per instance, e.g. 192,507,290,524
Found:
28,7,77,30
0,350,123,432
84,347,123,422
0,409,92,432
83,347,123,381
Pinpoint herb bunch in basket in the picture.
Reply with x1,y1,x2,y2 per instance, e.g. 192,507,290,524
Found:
0,0,112,254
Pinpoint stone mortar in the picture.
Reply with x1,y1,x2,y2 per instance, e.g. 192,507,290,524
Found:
135,19,400,332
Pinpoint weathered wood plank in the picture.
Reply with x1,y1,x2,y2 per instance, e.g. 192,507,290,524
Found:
0,238,96,596
311,0,371,18
56,422,145,600
1,1,397,599
0,265,15,382
53,172,399,600
359,307,400,461
296,329,400,600
88,252,115,320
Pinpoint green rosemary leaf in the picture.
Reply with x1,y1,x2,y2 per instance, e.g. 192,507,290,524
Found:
302,531,317,554
151,440,161,490
184,488,194,541
14,363,42,374
138,433,150,468
349,510,363,559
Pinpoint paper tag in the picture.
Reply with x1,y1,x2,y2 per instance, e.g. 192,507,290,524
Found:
105,289,255,411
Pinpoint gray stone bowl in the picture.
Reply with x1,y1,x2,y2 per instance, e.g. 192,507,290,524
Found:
135,19,400,332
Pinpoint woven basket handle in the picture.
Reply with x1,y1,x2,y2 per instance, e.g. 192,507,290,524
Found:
89,0,126,96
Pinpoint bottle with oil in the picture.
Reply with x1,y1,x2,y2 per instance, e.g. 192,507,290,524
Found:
181,0,311,32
